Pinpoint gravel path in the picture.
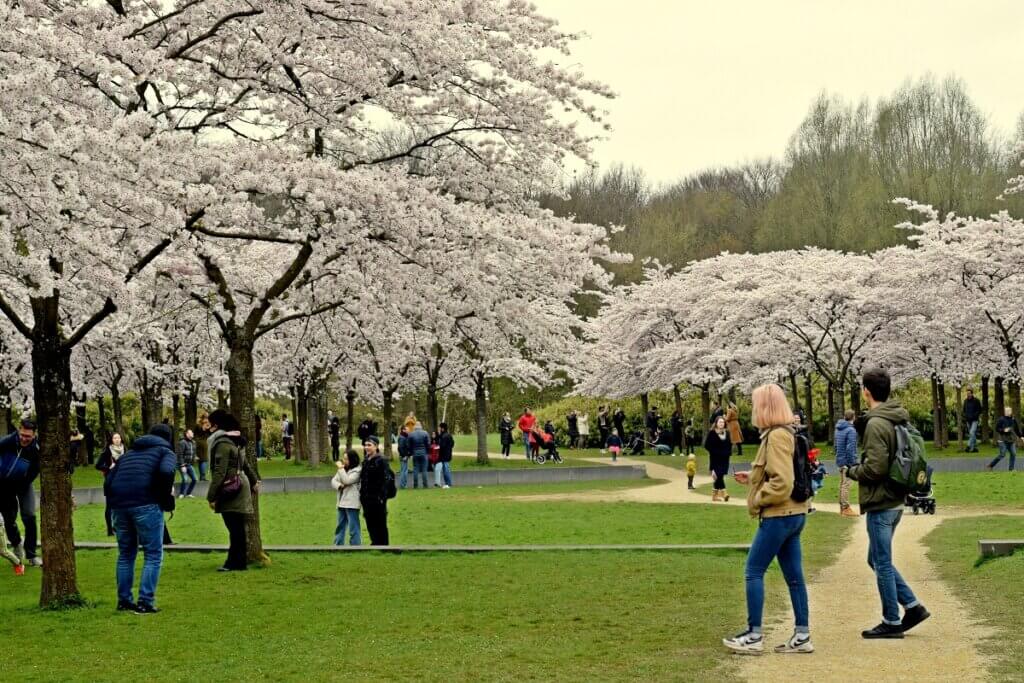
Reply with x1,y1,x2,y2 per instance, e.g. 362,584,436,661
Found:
510,456,993,682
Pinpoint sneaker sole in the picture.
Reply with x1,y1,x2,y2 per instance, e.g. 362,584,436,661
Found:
723,641,764,656
862,633,904,639
901,611,931,633
774,645,815,654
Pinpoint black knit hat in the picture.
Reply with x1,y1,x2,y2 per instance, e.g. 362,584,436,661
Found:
365,435,380,446
149,424,173,445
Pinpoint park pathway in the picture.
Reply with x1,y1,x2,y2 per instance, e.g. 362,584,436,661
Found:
509,455,992,683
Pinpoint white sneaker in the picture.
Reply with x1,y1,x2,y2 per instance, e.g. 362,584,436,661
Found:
29,557,43,567
773,632,814,654
14,543,25,564
187,495,195,498
443,485,450,489
723,630,764,655
178,494,185,499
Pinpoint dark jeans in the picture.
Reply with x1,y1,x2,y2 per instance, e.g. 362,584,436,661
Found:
179,465,197,496
501,442,512,457
283,438,293,460
734,442,743,456
866,508,919,624
221,512,248,570
712,470,728,490
198,460,208,480
331,438,340,461
17,485,37,559
363,501,389,545
105,503,114,535
990,441,1017,471
0,494,21,546
412,455,428,488
112,504,165,606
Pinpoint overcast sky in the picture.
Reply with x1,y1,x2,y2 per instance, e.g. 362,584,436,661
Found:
533,0,1024,187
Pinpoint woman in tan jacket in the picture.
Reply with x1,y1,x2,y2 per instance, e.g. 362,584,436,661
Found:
725,402,743,456
723,384,812,656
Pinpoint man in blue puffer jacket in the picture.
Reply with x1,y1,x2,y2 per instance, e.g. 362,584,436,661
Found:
105,424,177,614
0,419,41,566
834,409,859,517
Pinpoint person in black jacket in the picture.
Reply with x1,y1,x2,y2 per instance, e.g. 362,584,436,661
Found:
95,432,126,536
963,388,983,453
671,411,684,455
704,416,733,502
645,407,661,442
358,436,393,545
0,420,41,567
612,408,626,441
328,411,341,461
105,424,177,613
434,423,455,489
988,406,1018,471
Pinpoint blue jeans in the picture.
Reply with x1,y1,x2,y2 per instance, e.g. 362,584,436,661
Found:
256,439,264,459
967,420,979,450
198,460,208,480
866,508,920,624
413,456,428,488
990,441,1017,470
745,514,809,632
111,504,165,606
179,465,197,496
334,507,362,546
523,432,532,458
434,461,452,487
399,458,409,489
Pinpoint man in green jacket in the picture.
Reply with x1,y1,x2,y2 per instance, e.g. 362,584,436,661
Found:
846,368,931,639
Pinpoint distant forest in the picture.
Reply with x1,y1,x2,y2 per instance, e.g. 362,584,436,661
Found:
543,75,1024,285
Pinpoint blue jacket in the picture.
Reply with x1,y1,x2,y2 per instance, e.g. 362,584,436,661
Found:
407,428,431,457
0,432,40,492
105,435,177,510
834,419,858,467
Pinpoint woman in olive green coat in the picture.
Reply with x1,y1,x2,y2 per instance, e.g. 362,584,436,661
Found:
206,410,260,571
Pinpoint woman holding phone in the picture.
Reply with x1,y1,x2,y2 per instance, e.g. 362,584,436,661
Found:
722,383,812,656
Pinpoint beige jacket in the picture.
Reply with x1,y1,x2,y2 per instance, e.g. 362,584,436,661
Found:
746,427,809,519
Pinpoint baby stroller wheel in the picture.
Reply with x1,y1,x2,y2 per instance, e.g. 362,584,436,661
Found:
535,453,546,465
911,506,920,515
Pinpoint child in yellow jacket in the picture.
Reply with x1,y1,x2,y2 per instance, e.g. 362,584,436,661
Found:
686,453,697,489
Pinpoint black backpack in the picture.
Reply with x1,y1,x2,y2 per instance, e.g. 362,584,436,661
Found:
789,431,813,503
383,463,397,500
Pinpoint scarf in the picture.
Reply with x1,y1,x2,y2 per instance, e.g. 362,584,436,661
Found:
109,444,125,461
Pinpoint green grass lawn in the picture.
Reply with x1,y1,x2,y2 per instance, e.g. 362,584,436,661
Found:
924,515,1024,683
4,489,853,682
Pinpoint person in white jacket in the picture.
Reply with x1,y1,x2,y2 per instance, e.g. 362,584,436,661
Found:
332,450,363,546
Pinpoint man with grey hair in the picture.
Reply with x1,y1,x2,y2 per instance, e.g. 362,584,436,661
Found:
407,421,431,489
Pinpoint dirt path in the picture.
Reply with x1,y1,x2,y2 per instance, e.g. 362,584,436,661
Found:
510,456,993,682
737,510,992,683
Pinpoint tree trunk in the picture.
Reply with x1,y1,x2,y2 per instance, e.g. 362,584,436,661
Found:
981,376,991,441
929,376,939,444
937,382,948,448
345,387,355,451
184,390,198,431
30,296,80,607
673,385,683,416
110,380,124,437
225,342,267,566
803,374,814,446
171,393,181,446
1009,381,1021,426
826,382,835,445
700,384,711,426
217,388,228,410
74,398,88,466
96,393,107,450
850,380,862,414
474,373,489,465
295,383,308,462
0,389,11,436
994,377,1005,446
955,384,964,450
789,372,799,408
381,389,395,459
426,377,440,434
640,392,650,441
837,380,846,416
307,389,321,468
140,383,153,432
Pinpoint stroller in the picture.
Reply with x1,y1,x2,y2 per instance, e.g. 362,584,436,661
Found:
532,428,563,465
905,465,936,515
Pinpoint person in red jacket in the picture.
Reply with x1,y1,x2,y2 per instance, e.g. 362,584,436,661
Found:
517,408,537,461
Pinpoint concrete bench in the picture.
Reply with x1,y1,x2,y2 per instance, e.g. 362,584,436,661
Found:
75,542,751,554
978,539,1024,558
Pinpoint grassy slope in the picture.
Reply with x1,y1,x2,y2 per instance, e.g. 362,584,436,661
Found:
4,496,851,683
924,516,1024,683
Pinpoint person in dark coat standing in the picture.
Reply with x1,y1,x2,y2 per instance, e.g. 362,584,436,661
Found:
206,410,260,572
566,411,579,450
709,402,725,426
96,432,126,536
176,429,198,498
328,411,341,461
612,408,626,442
671,411,684,455
597,407,611,453
105,424,177,613
645,407,661,443
962,388,982,453
359,436,392,545
435,423,455,488
704,416,732,502
498,413,514,458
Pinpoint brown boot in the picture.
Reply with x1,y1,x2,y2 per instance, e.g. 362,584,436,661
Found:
711,489,722,502
723,489,730,502
841,506,859,518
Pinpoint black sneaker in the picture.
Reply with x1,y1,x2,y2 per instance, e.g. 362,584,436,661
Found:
862,623,904,639
900,605,931,633
134,603,160,615
117,600,137,612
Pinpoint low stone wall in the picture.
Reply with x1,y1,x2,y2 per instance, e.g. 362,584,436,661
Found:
71,464,646,506
734,457,999,473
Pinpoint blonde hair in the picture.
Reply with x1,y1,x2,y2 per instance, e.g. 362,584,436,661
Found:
751,384,795,430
